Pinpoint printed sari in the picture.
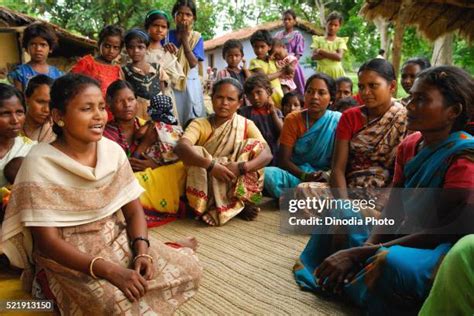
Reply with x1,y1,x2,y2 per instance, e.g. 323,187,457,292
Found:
293,131,474,314
264,110,341,198
103,119,186,227
186,114,266,226
1,138,202,315
296,101,407,211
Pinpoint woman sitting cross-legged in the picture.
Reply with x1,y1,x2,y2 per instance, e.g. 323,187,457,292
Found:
1,73,202,314
103,80,186,227
264,73,342,198
293,66,474,314
175,78,273,226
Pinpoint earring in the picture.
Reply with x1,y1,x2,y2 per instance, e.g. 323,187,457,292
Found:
57,120,65,127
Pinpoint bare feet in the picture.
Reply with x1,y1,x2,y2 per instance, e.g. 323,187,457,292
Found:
201,213,217,226
238,205,260,221
175,237,198,251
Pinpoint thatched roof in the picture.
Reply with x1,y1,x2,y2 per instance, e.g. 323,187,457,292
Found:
360,0,474,42
0,6,96,57
204,20,323,51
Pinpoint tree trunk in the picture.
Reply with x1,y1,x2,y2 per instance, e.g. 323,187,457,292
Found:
373,16,390,58
391,0,413,96
391,20,404,80
315,0,327,26
431,33,454,66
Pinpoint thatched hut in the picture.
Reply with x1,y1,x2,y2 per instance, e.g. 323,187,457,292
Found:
360,0,474,75
0,6,96,79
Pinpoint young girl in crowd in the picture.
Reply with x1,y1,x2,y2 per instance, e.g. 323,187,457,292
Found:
216,39,251,87
311,11,348,79
249,30,286,108
264,74,341,198
145,9,184,122
164,0,205,125
1,74,202,314
0,84,35,188
175,78,272,226
281,91,303,117
271,39,298,94
22,75,55,143
400,57,431,105
274,9,305,95
8,23,63,91
335,76,353,102
295,65,474,315
71,24,124,120
242,75,283,166
123,29,168,120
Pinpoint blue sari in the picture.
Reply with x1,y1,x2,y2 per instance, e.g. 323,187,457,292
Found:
294,131,474,314
264,110,341,198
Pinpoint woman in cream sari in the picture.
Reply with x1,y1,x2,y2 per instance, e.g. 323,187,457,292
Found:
175,78,273,226
1,74,202,315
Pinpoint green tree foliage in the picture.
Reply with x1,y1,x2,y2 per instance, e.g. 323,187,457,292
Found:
401,27,432,64
453,38,474,73
7,0,217,41
4,0,473,72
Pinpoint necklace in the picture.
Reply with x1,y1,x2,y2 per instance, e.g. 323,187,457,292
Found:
116,120,138,158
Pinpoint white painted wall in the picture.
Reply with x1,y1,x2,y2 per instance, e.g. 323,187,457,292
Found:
203,26,317,83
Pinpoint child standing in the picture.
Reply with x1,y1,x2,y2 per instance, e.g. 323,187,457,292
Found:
242,74,283,165
123,29,169,120
274,9,305,95
271,39,298,94
311,11,348,79
281,92,303,117
249,30,286,109
8,22,63,92
216,39,251,87
71,25,124,120
145,10,184,123
163,0,206,126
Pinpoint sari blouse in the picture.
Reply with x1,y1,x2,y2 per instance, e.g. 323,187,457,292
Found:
393,132,474,188
335,102,407,187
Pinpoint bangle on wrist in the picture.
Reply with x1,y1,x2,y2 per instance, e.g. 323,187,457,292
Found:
206,159,216,172
238,161,247,175
300,172,307,181
131,236,150,250
89,256,105,279
133,254,154,264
